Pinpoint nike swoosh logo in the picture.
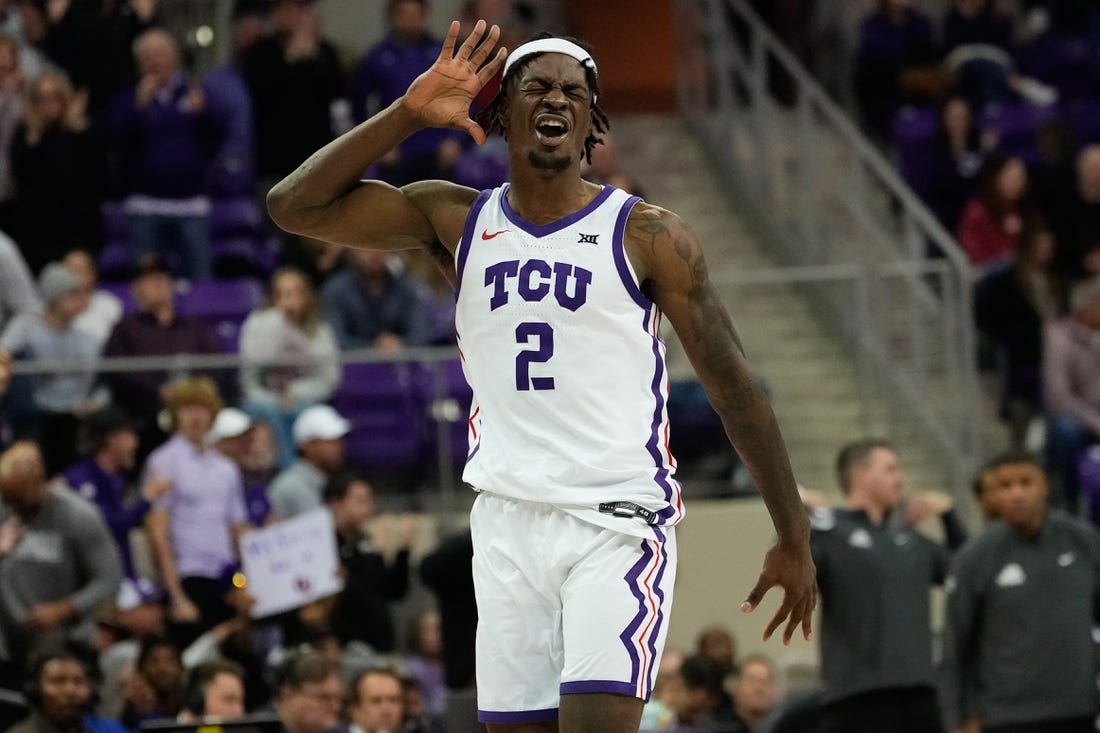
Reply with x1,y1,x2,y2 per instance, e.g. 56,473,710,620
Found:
481,229,510,240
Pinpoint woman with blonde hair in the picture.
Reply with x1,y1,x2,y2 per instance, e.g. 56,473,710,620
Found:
239,267,340,468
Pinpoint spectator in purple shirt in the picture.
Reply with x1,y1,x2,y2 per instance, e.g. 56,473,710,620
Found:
102,254,225,461
143,377,248,647
111,28,227,279
350,0,463,185
64,408,169,639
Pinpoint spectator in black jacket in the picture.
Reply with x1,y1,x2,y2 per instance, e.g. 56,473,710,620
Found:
419,529,476,693
974,223,1062,448
10,71,105,275
41,0,158,122
322,471,412,652
240,0,343,187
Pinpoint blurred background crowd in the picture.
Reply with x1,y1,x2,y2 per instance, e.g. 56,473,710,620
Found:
0,0,1099,732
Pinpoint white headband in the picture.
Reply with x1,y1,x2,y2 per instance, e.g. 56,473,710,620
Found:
502,38,598,80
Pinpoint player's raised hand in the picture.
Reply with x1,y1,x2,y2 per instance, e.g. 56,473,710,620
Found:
404,19,507,145
741,540,817,645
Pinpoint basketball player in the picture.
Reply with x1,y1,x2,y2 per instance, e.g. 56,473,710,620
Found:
267,20,815,733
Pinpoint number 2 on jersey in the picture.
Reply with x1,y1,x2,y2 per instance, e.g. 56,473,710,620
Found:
515,322,555,391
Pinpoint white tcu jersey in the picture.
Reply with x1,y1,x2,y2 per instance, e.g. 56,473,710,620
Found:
454,184,685,537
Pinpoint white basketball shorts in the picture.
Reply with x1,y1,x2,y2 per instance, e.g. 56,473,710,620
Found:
471,492,678,725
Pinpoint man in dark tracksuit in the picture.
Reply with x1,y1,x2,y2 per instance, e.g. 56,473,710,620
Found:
811,439,967,733
943,452,1100,733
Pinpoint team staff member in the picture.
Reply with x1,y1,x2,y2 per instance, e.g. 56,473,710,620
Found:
943,452,1100,733
810,439,966,733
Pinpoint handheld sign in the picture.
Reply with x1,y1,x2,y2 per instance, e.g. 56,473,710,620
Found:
238,508,344,618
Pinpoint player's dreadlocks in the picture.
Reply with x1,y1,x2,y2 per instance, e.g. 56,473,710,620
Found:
476,32,611,165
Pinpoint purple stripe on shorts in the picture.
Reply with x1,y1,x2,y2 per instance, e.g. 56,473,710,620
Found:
454,188,492,301
619,538,655,693
645,528,670,698
560,680,640,697
478,707,559,724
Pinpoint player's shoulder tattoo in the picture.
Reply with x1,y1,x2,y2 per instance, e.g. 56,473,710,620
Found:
625,203,698,270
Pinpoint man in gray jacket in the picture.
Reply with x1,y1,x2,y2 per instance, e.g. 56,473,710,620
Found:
0,442,121,693
943,451,1100,733
811,439,966,733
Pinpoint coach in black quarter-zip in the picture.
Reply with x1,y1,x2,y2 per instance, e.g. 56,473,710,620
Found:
811,439,967,733
943,452,1100,733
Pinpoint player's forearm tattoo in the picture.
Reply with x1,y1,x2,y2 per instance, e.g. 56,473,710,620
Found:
674,235,769,417
627,208,804,537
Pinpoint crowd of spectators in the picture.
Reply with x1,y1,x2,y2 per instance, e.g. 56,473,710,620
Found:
810,0,1100,521
0,1,669,732
0,0,686,726
17,0,1099,731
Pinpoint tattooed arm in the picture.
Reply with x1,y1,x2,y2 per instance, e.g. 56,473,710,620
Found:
626,203,816,644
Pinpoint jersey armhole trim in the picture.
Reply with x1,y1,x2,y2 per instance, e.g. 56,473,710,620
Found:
454,188,493,302
611,195,650,310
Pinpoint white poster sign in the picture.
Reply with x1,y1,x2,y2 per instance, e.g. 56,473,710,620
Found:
239,508,344,618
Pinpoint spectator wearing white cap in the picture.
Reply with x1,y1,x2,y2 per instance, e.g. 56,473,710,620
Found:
0,261,106,474
207,406,274,526
267,404,349,520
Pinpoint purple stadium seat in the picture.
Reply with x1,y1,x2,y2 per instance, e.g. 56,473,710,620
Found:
176,278,264,353
176,278,265,321
213,320,243,353
98,241,132,282
417,358,474,467
452,145,509,191
331,362,429,473
99,282,135,313
980,103,1058,164
210,197,264,238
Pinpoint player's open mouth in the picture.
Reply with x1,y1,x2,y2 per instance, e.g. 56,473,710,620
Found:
534,113,570,147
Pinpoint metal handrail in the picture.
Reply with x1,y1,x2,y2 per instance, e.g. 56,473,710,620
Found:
720,0,970,273
675,0,983,498
8,345,461,375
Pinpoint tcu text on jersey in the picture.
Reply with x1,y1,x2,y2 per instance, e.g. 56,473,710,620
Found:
484,259,593,312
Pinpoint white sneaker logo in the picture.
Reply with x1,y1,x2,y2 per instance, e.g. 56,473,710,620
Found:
995,563,1027,588
848,529,873,549
1058,552,1075,567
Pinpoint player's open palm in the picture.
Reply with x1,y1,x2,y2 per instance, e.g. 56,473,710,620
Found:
742,540,817,645
405,19,507,144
